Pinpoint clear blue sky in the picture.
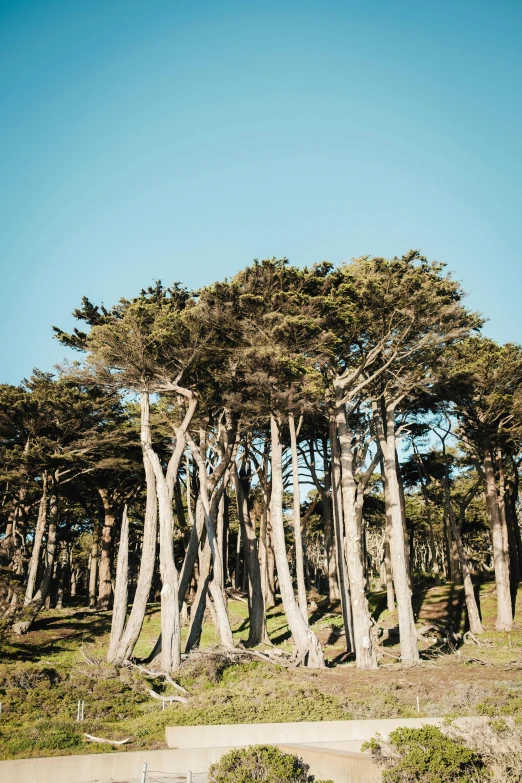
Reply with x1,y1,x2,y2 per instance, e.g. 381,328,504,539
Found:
1,0,521,384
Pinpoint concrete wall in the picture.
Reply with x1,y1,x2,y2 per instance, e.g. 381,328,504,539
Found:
280,744,381,783
0,746,225,783
165,717,444,749
2,716,477,783
0,742,383,783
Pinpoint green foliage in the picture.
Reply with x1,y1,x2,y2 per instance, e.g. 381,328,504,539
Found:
364,725,486,783
208,745,333,783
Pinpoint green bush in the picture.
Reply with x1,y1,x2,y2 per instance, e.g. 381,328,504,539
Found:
363,725,487,783
208,745,333,783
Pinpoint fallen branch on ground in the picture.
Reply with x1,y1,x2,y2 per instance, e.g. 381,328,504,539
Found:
147,688,188,703
84,734,131,745
124,661,189,694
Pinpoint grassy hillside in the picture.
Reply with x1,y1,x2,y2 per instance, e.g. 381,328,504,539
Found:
0,580,521,761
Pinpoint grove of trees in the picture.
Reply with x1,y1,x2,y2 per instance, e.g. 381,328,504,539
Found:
1,252,521,672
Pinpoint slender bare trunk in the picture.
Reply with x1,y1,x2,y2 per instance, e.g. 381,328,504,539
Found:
449,509,483,634
97,489,117,610
335,401,376,669
270,414,323,667
329,415,354,653
185,432,234,650
288,412,308,622
396,451,414,589
185,534,211,652
13,479,59,634
88,517,100,608
265,516,276,609
384,523,395,611
108,505,130,659
24,473,48,604
498,452,520,594
217,492,225,590
109,393,158,664
374,400,419,664
509,465,522,572
259,489,268,602
484,447,513,631
412,448,441,585
55,539,68,609
231,462,267,645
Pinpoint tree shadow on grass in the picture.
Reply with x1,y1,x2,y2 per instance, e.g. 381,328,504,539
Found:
4,610,113,663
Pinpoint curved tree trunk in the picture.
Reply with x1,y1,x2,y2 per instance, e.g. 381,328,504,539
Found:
13,478,59,634
329,415,354,653
449,511,483,634
185,534,212,652
335,401,377,670
24,472,48,605
88,517,100,608
270,414,323,667
265,517,276,610
108,505,130,660
288,412,308,623
483,447,513,631
55,538,69,609
108,394,158,664
97,489,118,610
231,462,267,645
377,402,419,664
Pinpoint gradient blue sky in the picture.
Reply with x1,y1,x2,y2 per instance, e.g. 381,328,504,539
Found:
1,0,521,384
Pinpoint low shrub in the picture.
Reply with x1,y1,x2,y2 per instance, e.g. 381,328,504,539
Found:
362,725,486,783
208,745,333,783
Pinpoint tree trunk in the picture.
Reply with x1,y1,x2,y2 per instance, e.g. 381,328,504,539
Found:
146,393,198,672
55,538,69,609
97,489,118,610
270,414,323,667
484,447,513,631
288,412,308,622
108,393,158,664
13,478,59,634
185,534,211,652
509,465,522,573
24,473,48,604
265,516,276,610
108,505,130,659
231,462,267,645
147,462,182,671
375,400,419,664
498,453,520,596
335,401,376,669
449,509,483,634
234,525,242,590
217,491,225,591
384,524,395,611
88,517,100,608
185,433,234,650
323,494,340,603
412,448,441,585
329,415,354,653
396,451,414,588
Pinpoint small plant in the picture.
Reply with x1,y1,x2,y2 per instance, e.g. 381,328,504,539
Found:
208,745,333,783
362,725,487,783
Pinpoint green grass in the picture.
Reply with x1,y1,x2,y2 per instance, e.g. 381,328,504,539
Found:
0,580,521,761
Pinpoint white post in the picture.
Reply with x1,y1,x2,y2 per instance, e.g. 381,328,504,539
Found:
187,772,193,783
416,695,420,713
141,762,147,783
81,700,85,721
